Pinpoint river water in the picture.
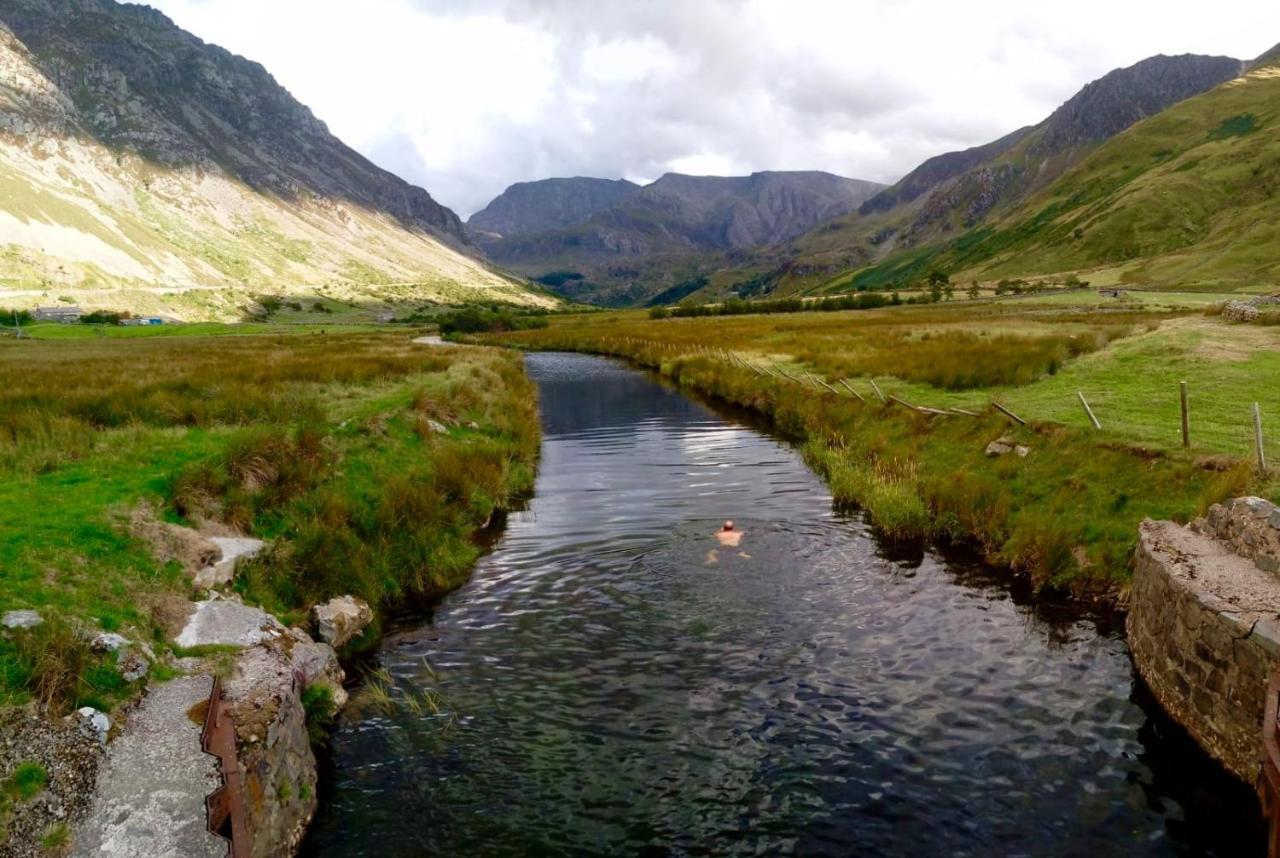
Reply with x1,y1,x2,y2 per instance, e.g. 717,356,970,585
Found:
304,352,1261,856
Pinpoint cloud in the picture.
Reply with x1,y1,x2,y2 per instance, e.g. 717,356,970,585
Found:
148,0,1278,217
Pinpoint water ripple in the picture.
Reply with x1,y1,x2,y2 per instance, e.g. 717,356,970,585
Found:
305,353,1261,858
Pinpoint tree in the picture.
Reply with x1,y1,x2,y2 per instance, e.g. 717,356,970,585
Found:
968,281,981,300
926,270,949,303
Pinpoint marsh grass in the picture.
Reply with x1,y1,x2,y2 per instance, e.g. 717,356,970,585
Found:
0,331,539,708
480,303,1276,597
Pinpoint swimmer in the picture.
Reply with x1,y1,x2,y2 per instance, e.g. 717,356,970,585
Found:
715,520,743,547
706,521,751,564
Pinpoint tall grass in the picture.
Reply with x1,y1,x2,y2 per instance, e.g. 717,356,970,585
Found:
0,331,540,708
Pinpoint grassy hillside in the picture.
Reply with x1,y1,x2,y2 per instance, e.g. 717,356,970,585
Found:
825,59,1280,293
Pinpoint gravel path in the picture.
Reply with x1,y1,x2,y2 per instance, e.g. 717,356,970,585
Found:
72,675,225,858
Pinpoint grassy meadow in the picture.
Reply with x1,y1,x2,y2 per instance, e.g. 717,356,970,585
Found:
0,327,539,713
477,297,1279,599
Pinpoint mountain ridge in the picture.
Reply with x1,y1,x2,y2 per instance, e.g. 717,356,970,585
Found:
0,0,553,318
472,169,884,305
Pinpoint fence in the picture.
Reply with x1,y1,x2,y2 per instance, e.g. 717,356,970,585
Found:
498,333,1274,477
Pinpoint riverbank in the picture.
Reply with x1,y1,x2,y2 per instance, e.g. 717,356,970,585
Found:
0,327,539,853
476,299,1280,601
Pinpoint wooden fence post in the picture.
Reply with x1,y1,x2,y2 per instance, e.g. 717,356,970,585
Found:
869,379,886,402
1077,391,1101,430
1256,402,1268,475
1180,381,1190,448
992,401,1027,426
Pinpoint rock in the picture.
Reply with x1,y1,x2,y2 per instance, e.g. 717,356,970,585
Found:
193,535,266,590
173,597,286,649
117,650,149,683
223,636,335,855
428,419,449,435
1271,510,1280,530
90,632,130,653
984,441,1013,457
76,707,110,743
467,421,481,430
1223,301,1261,323
311,595,374,649
1014,445,1030,458
2,609,42,629
1241,497,1275,517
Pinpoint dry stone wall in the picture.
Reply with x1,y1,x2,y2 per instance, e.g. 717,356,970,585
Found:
1128,498,1280,781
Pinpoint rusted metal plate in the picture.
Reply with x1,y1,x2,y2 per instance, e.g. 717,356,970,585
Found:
202,677,250,858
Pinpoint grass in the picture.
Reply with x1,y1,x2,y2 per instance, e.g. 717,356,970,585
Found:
0,329,539,710
478,298,1278,598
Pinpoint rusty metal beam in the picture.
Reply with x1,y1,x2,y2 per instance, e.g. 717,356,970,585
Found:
202,677,250,858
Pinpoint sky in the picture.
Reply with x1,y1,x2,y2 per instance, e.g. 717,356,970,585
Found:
147,0,1280,219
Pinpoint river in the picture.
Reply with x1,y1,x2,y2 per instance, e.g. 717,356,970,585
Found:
304,352,1261,856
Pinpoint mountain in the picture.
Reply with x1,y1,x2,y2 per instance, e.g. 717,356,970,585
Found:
0,0,554,319
695,52,1245,300
472,170,885,305
467,177,640,241
830,43,1280,292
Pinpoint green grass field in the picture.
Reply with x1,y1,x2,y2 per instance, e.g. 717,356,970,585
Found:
0,330,537,712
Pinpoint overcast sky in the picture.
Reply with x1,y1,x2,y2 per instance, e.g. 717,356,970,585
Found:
148,0,1279,218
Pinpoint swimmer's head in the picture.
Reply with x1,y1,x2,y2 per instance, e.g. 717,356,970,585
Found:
723,521,734,531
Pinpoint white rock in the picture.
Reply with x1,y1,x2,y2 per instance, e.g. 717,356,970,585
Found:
311,595,374,650
91,632,130,653
77,707,111,743
427,419,449,435
2,609,42,629
193,536,265,590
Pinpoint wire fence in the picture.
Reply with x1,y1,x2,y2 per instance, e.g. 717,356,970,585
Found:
515,333,1275,478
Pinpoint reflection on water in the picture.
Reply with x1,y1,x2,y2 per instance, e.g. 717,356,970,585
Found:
304,353,1262,857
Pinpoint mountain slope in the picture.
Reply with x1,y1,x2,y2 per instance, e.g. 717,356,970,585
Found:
838,46,1280,291
475,170,884,305
467,177,640,241
0,0,554,319
698,52,1244,300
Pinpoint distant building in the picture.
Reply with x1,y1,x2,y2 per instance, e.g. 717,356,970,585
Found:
33,306,82,323
120,317,165,326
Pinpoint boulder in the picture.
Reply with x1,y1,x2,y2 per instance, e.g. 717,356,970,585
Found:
117,650,149,683
90,632,130,653
76,707,111,743
2,609,42,629
192,535,265,590
311,595,374,649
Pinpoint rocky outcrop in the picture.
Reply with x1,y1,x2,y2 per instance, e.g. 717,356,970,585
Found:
1128,504,1280,781
311,595,374,650
468,177,641,241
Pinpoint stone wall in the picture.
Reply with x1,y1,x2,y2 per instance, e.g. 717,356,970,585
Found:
1128,499,1280,782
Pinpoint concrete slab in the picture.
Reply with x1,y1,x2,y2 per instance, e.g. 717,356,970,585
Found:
72,675,225,858
174,599,285,649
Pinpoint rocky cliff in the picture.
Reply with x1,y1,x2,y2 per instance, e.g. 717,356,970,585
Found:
0,0,555,317
467,177,640,241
